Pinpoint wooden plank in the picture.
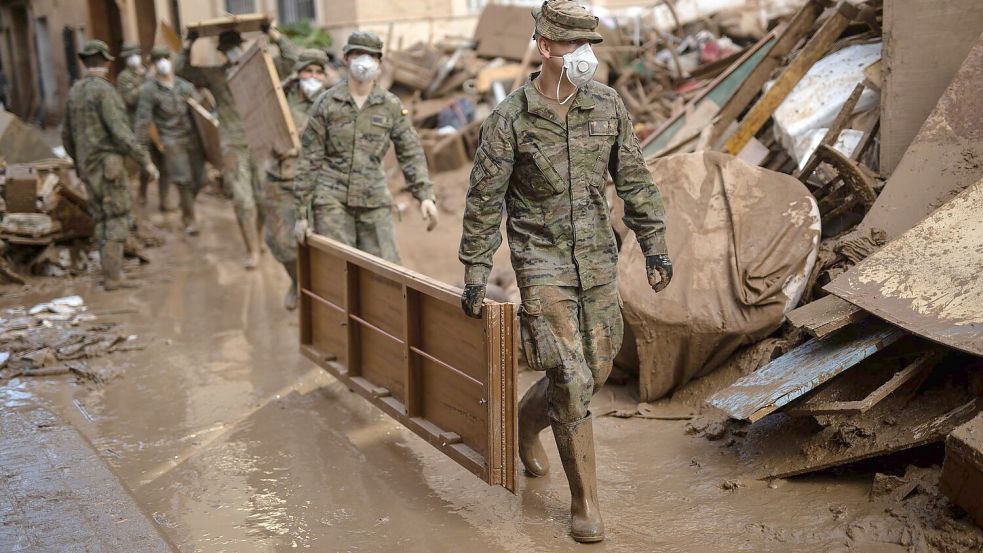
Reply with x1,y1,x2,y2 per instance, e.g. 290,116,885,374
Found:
786,295,868,339
880,0,983,174
827,179,983,357
723,2,858,155
797,82,866,181
943,413,983,526
227,39,299,162
187,97,223,169
708,319,905,422
708,0,826,147
298,236,517,492
186,13,271,38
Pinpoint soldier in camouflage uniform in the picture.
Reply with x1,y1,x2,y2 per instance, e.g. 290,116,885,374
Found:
295,31,438,263
458,1,673,542
261,29,328,310
135,47,206,235
177,28,266,268
62,40,160,291
116,41,169,210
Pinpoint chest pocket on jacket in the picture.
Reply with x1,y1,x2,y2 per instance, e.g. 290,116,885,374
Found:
587,118,618,180
362,113,392,158
517,141,566,199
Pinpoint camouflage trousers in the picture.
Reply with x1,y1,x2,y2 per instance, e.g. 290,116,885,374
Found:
222,145,260,216
84,153,133,242
259,175,299,264
162,138,206,194
311,193,400,264
519,281,623,423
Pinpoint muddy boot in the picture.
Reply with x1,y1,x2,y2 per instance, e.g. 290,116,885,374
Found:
518,377,552,477
256,211,268,255
101,241,139,291
553,413,604,543
179,185,199,235
236,207,261,269
283,261,299,311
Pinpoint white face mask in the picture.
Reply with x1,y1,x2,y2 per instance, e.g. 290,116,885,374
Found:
299,77,323,98
126,54,141,69
349,55,380,83
155,58,172,76
224,46,243,64
556,43,598,104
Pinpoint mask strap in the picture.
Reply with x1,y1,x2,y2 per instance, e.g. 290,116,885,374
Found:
557,65,577,105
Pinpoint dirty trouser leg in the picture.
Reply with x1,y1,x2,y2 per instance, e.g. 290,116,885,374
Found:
151,145,172,212
223,146,260,265
353,205,401,264
260,173,300,309
311,193,357,248
163,139,198,231
85,154,135,289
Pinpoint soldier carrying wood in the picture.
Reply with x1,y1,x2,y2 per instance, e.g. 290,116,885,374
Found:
458,0,672,542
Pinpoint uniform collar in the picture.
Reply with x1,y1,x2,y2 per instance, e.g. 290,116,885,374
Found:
522,71,596,123
332,80,386,107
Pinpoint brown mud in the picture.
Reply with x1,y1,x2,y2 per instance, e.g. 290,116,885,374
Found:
0,194,977,552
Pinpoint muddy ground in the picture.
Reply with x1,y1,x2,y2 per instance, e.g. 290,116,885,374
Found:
1,192,980,553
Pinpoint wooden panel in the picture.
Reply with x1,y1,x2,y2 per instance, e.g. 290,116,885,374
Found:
786,294,868,338
708,319,905,422
298,235,517,492
827,179,983,356
187,98,223,169
186,14,271,38
227,39,299,162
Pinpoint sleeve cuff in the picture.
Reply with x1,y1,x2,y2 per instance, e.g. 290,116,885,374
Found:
637,232,668,257
464,264,491,286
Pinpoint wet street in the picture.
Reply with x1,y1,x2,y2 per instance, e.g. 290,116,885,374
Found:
1,195,917,552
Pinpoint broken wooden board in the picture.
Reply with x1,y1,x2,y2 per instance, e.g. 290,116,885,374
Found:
827,178,983,357
786,295,868,339
741,371,983,480
227,39,298,162
298,234,517,492
880,1,983,174
186,13,271,38
187,98,223,169
708,319,905,422
858,33,983,241
723,1,858,155
942,412,983,526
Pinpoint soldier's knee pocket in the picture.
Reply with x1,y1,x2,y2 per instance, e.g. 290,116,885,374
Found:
519,298,562,371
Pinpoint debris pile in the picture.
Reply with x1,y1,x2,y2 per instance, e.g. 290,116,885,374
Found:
0,295,143,384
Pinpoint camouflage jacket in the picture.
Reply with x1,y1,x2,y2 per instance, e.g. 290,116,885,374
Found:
116,67,145,124
459,78,668,289
134,76,197,147
175,48,246,149
297,82,434,208
267,82,323,182
62,74,151,178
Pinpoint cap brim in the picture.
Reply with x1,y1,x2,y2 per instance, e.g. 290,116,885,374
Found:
80,51,115,61
343,45,383,57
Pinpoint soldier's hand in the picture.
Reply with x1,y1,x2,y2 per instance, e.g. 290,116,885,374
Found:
144,162,160,183
461,284,486,319
645,254,673,293
185,30,199,47
420,199,438,232
294,219,309,246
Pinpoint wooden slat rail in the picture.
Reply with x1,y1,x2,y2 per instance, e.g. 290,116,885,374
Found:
298,234,517,492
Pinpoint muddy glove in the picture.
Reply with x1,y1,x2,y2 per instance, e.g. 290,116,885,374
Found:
185,30,199,46
294,219,309,246
144,162,160,183
645,254,673,293
461,284,486,319
420,199,438,232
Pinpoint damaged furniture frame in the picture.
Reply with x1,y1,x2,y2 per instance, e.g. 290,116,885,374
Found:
298,235,517,492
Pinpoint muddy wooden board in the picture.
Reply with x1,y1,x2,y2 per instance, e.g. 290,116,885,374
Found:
827,179,983,356
187,98,223,169
186,14,271,38
298,235,517,492
786,294,868,339
858,33,983,241
880,1,983,174
709,319,905,422
227,39,298,162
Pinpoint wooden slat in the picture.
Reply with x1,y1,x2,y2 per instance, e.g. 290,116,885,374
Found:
723,2,858,155
187,97,223,169
797,81,866,181
708,319,906,422
186,13,271,37
786,295,868,338
298,237,517,492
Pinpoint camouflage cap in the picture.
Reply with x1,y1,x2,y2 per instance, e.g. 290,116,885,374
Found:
217,30,243,51
533,0,603,44
120,41,141,57
343,31,384,57
149,46,172,60
293,48,328,73
78,39,115,61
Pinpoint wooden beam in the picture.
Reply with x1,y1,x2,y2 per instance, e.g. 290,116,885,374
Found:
723,2,858,155
708,319,905,422
786,295,868,338
798,81,866,181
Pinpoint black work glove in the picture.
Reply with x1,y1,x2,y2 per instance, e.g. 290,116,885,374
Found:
645,254,673,293
461,284,486,319
186,30,199,43
260,21,272,33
